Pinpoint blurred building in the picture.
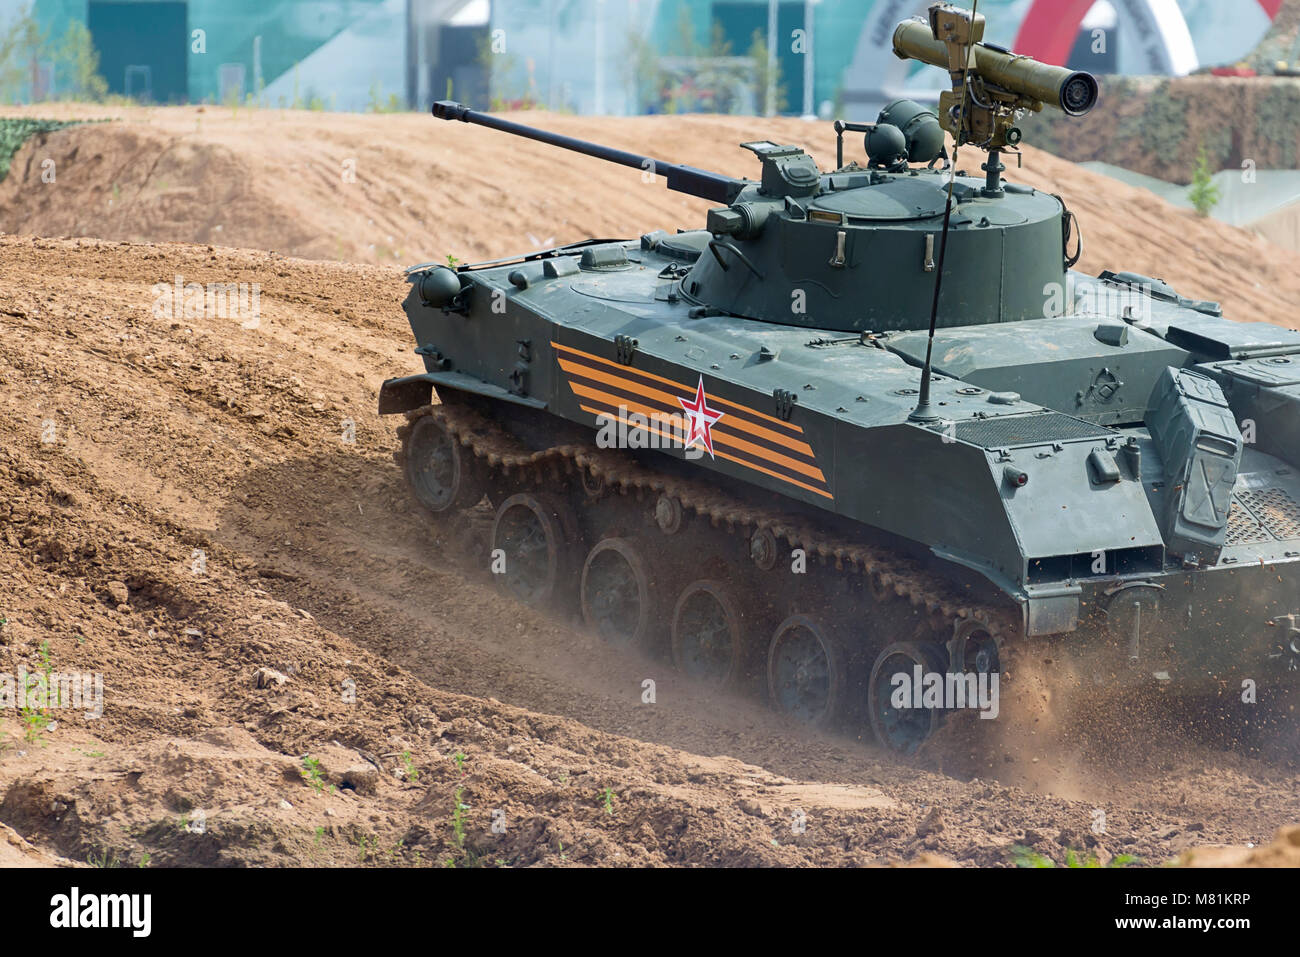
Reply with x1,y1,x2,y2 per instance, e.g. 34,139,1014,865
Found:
5,0,487,108
490,0,1285,119
638,0,1285,119
0,0,1286,112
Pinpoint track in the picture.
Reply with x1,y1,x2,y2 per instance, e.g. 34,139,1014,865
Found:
398,399,1024,753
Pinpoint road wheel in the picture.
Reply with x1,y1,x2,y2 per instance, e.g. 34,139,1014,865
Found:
490,492,581,611
767,614,846,727
867,640,949,755
402,414,485,513
580,537,666,650
671,579,745,688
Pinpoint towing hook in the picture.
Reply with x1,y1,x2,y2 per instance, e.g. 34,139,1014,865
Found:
1267,614,1300,671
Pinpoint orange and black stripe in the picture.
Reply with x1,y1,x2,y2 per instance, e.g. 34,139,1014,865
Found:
552,341,833,500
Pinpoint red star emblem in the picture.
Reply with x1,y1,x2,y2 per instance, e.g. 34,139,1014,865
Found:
678,376,724,458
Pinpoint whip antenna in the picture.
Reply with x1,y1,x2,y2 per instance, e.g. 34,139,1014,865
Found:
909,0,979,424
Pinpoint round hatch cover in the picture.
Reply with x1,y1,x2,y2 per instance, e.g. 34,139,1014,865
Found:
570,275,657,304
810,177,948,221
658,231,709,261
954,200,1028,226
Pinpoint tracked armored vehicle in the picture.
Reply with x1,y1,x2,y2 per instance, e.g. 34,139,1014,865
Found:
382,4,1300,753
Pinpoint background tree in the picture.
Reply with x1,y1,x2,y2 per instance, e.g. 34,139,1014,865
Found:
0,4,44,103
748,29,787,116
1189,145,1221,218
0,6,107,103
51,21,108,101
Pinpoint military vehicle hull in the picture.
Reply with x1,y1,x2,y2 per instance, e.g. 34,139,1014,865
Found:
382,230,1300,753
382,5,1298,753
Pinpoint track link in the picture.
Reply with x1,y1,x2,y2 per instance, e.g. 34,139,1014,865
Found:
398,403,1021,653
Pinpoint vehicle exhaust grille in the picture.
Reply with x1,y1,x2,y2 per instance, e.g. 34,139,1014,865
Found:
1229,487,1300,545
1226,501,1273,547
952,412,1114,449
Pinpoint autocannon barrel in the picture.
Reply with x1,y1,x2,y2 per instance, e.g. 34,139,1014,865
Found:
892,19,1099,116
432,101,744,204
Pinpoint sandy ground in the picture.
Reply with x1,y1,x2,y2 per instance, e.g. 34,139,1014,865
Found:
0,234,1297,868
0,109,1298,867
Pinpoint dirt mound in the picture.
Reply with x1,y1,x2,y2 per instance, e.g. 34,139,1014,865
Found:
1178,825,1300,867
3,104,1300,330
1,121,315,257
1,234,1297,867
0,822,79,867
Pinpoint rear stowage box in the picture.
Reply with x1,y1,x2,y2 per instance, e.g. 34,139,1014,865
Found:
1146,368,1243,564
1208,358,1300,468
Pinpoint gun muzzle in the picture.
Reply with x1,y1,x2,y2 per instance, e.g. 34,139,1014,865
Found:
892,18,1098,116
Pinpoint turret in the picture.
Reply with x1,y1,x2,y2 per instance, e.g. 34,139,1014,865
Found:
428,4,1099,335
